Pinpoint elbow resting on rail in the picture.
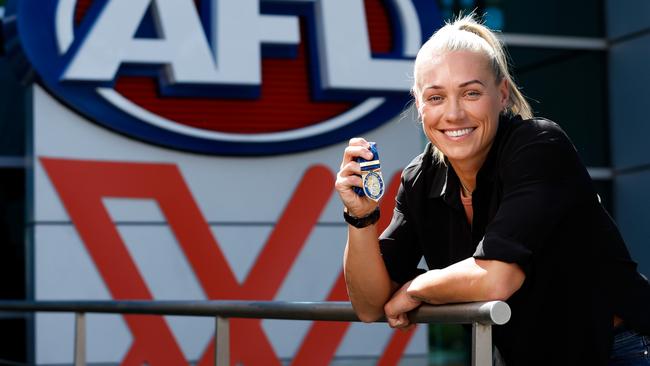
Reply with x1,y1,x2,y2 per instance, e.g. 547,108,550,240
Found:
355,307,385,323
348,282,399,323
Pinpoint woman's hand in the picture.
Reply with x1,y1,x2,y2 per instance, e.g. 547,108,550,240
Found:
335,137,379,217
384,280,422,330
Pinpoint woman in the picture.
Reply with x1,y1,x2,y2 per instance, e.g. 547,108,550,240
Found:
335,15,650,366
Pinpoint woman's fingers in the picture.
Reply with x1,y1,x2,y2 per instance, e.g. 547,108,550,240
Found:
338,159,362,178
348,137,369,147
341,144,374,169
335,173,362,192
384,281,422,330
335,137,379,217
335,159,363,199
387,312,411,329
387,314,400,328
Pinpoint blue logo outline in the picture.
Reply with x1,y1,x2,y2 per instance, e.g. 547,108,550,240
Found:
6,0,441,156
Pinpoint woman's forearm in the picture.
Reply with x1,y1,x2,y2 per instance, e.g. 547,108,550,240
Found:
343,224,395,322
406,258,525,305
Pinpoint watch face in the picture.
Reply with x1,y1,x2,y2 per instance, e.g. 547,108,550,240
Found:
363,171,384,201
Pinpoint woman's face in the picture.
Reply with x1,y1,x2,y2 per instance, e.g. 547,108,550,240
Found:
415,50,509,166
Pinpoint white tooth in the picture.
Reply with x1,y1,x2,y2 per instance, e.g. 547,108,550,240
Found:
445,128,473,137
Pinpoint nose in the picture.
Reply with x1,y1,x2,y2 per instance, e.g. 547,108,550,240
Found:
443,97,465,123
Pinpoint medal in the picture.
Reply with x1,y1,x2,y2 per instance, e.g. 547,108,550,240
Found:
354,142,385,202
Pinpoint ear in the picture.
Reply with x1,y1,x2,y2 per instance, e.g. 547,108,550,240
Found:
498,78,510,109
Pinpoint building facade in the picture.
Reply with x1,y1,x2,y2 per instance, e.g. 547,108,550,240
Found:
0,0,647,364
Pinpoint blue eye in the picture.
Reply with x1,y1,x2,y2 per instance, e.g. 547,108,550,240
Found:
466,90,482,99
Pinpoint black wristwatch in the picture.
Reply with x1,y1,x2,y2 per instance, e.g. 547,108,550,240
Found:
343,207,380,228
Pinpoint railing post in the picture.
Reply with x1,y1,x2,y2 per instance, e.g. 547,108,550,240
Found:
215,316,230,366
74,312,86,366
472,322,492,366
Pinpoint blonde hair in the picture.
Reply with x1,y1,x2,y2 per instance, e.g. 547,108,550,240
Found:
413,14,532,161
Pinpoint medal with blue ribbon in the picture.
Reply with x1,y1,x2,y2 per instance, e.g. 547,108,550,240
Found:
353,142,385,202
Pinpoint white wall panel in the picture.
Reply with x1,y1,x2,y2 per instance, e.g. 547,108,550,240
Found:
32,84,427,364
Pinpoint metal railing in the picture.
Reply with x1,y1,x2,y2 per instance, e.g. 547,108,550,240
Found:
0,300,510,366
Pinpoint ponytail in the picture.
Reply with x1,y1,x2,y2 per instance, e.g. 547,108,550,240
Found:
455,16,532,119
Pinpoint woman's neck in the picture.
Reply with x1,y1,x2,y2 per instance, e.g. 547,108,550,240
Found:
451,163,477,197
448,149,491,195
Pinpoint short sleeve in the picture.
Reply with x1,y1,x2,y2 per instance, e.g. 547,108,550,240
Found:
379,177,425,285
473,121,584,275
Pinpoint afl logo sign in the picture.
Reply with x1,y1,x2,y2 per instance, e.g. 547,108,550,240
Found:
8,0,440,155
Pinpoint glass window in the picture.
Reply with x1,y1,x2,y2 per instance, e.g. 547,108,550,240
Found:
429,324,470,365
0,168,25,300
0,168,26,364
0,318,27,364
437,0,605,37
0,59,27,156
508,47,609,167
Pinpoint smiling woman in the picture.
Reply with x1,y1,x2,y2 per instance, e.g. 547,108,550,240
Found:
415,51,506,177
335,13,650,366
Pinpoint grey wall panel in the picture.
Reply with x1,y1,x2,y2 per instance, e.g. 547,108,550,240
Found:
606,0,650,39
615,170,650,276
609,33,650,169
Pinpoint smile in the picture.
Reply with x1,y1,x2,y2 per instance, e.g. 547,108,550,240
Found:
444,127,476,138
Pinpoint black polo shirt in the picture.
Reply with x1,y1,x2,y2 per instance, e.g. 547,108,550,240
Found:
379,115,650,365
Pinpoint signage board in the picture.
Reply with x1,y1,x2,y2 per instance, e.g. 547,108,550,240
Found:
6,0,442,363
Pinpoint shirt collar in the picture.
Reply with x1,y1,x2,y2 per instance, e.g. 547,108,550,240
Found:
423,143,447,199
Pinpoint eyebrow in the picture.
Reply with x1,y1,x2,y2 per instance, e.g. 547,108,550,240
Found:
424,79,485,90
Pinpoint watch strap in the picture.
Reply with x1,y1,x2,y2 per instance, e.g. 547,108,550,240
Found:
343,207,380,228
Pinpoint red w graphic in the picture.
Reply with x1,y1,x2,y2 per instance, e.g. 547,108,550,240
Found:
41,157,418,365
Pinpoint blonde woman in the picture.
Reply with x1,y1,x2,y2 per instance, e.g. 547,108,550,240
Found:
335,15,650,366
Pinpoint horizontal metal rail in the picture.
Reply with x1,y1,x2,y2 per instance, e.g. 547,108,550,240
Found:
499,32,608,50
0,300,510,324
0,300,510,366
